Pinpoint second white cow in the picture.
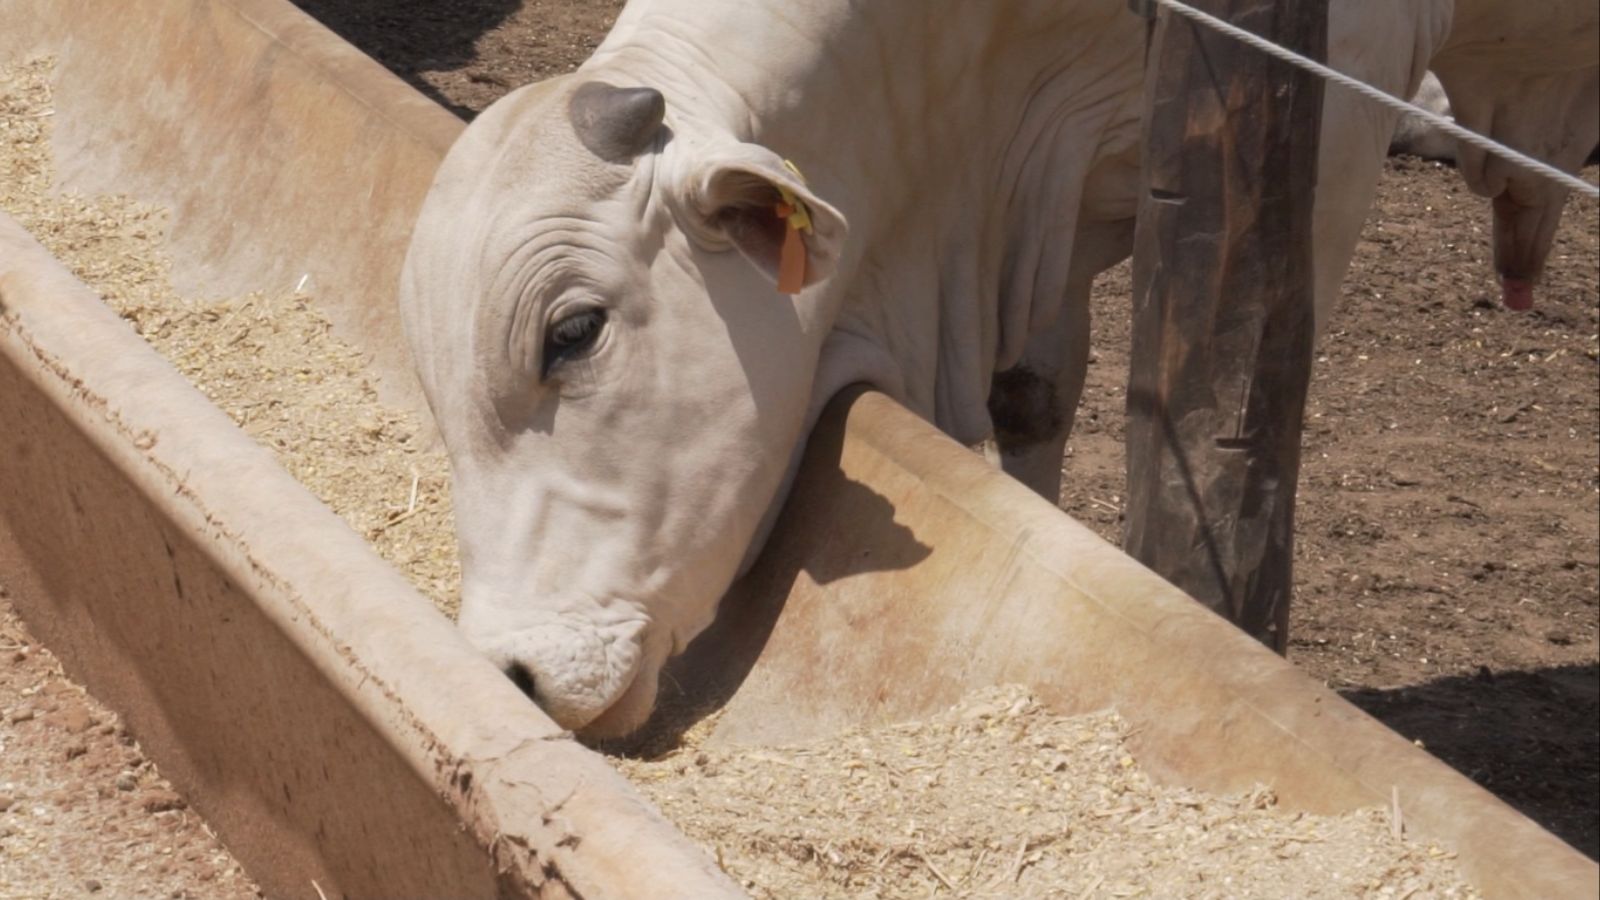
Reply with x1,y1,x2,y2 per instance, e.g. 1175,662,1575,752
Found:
1389,2,1598,309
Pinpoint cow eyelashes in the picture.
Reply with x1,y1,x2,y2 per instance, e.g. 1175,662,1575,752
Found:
542,307,608,379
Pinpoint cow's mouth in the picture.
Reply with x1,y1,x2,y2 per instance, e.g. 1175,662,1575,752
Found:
487,614,675,740
500,642,647,735
574,636,670,740
475,610,654,733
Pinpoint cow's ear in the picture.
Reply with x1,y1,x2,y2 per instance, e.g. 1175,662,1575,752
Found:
679,144,847,291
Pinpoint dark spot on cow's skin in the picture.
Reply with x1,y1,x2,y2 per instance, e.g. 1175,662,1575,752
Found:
506,662,537,699
988,366,1062,449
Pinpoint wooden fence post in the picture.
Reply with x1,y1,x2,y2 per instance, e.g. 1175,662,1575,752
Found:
1123,0,1327,652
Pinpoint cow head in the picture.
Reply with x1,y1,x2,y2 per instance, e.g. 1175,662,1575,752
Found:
399,77,847,737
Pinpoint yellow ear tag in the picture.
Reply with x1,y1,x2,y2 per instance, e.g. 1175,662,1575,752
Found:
774,160,813,295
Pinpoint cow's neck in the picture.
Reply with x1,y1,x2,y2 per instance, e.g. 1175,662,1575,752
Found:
588,0,1144,443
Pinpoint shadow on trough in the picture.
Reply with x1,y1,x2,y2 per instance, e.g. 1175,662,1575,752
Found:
1342,662,1599,861
606,387,932,756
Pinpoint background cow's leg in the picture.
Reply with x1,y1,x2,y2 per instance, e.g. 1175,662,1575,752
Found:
1312,0,1446,336
1310,78,1411,338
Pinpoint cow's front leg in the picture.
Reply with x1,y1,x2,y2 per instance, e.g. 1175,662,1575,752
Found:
989,209,1133,501
989,279,1091,502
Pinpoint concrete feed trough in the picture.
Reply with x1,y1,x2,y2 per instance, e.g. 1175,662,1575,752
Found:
0,2,1593,898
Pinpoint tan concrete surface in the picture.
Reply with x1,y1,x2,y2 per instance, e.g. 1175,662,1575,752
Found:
669,387,1598,900
0,0,1594,898
0,0,458,417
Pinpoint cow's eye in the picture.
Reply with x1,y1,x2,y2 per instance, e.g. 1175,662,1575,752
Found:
543,307,607,378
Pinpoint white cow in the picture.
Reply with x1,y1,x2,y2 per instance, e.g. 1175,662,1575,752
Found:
401,0,1581,736
402,0,1150,736
1392,81,1598,308
1428,0,1599,310
1390,71,1459,161
1388,2,1599,310
1391,72,1599,184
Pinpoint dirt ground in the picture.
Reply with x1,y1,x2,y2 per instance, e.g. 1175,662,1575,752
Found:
286,0,1599,862
284,0,623,118
0,589,259,900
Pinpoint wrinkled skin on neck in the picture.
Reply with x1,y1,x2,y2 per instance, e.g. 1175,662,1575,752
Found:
399,78,846,736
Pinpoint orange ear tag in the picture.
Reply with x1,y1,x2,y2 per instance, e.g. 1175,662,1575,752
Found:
774,173,813,295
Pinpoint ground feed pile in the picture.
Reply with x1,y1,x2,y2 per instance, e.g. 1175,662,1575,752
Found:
5,57,1483,899
617,686,1478,899
0,57,460,616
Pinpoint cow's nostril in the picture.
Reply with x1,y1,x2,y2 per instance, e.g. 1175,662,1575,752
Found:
505,662,536,699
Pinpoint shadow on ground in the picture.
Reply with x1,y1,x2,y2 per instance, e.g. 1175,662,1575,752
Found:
286,0,625,118
1343,663,1599,860
285,0,519,117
